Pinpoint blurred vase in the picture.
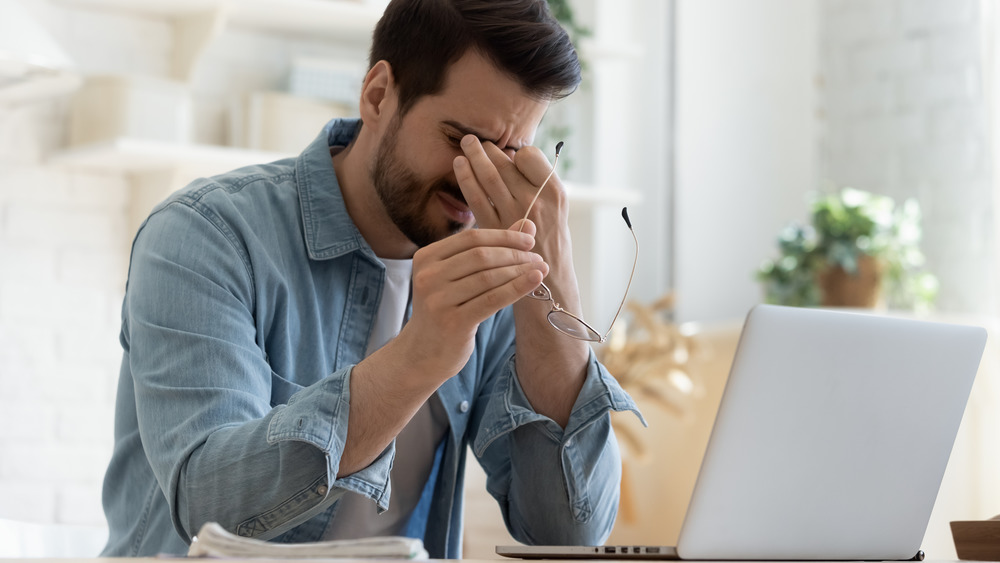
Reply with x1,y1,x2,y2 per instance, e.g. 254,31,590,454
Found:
816,255,883,308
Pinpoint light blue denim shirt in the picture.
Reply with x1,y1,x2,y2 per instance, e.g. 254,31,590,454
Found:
101,118,643,558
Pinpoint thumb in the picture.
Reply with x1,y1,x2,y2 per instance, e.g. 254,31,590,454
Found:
510,218,537,237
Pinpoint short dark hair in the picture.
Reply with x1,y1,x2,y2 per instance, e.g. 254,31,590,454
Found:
369,0,582,116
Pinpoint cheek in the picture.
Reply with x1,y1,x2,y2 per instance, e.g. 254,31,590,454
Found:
418,147,463,185
393,130,462,184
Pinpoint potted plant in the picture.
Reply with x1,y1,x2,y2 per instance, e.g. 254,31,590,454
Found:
756,188,939,311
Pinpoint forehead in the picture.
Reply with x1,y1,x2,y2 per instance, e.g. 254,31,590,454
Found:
408,50,550,147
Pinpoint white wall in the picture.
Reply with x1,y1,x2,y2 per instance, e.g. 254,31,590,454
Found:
821,0,994,315
0,99,126,526
673,0,996,323
0,0,360,532
0,4,167,529
674,0,820,323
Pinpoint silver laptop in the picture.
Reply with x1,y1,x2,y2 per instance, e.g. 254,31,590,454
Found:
498,304,987,561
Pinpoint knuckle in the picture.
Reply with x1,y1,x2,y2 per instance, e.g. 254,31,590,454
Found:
483,289,504,310
495,157,517,174
469,246,490,262
412,246,431,264
485,169,505,189
412,269,435,290
477,268,496,287
464,229,486,245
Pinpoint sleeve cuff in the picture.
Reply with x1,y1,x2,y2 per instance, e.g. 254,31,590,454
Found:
473,348,645,457
266,365,393,512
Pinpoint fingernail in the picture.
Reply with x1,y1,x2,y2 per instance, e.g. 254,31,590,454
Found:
461,135,476,148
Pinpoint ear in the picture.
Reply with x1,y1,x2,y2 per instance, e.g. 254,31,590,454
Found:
359,60,398,129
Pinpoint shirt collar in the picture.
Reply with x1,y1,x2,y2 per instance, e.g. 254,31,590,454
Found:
296,118,379,262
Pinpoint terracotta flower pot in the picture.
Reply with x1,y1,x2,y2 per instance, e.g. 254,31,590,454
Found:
816,255,883,308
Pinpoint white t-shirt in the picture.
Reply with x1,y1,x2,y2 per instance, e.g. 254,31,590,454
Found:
325,257,450,539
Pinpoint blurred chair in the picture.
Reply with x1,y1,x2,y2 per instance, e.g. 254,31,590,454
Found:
0,518,108,557
605,318,741,546
606,311,1000,560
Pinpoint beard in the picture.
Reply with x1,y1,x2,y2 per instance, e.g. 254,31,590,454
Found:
369,114,468,248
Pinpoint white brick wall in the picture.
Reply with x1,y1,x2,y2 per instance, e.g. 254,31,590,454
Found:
0,114,125,528
0,2,179,530
0,0,375,534
819,0,995,313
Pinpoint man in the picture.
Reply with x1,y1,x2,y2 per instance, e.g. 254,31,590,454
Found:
101,0,641,557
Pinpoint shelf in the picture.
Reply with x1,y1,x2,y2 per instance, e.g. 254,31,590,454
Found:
50,138,292,175
54,0,382,79
54,0,382,39
50,138,641,208
0,72,81,105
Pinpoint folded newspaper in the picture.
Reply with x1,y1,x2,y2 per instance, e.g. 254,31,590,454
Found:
188,522,429,559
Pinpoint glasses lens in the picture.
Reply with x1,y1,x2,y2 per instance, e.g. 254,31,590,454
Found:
548,311,601,342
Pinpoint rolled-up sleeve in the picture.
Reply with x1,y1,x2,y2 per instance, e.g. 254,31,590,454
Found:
126,201,392,544
471,348,645,545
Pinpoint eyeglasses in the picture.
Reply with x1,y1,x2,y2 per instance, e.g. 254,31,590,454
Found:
517,142,638,343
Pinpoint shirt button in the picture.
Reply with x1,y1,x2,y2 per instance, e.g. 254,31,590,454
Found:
565,437,574,447
316,485,328,496
458,400,470,413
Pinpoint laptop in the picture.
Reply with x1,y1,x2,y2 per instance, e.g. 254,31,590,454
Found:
498,304,987,560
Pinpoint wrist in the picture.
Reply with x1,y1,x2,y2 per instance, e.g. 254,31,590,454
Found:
387,321,474,384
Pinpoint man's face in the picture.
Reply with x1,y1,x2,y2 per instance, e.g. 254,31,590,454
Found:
368,50,549,248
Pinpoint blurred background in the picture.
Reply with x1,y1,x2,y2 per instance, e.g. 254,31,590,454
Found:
0,0,997,559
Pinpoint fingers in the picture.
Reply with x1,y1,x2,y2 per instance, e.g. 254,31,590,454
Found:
412,226,547,326
430,242,544,285
416,229,542,290
417,226,535,263
454,138,517,228
456,265,546,322
511,145,557,189
455,135,555,230
453,154,498,227
510,218,537,237
429,259,548,310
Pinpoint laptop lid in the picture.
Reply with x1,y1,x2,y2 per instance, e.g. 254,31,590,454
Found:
676,305,987,560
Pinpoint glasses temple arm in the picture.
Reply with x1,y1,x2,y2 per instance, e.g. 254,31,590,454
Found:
517,142,563,233
600,207,639,342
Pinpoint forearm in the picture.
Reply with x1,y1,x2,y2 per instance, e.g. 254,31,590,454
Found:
337,330,444,476
513,296,589,427
512,231,590,427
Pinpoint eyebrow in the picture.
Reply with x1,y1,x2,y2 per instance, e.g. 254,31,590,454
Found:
442,120,523,151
